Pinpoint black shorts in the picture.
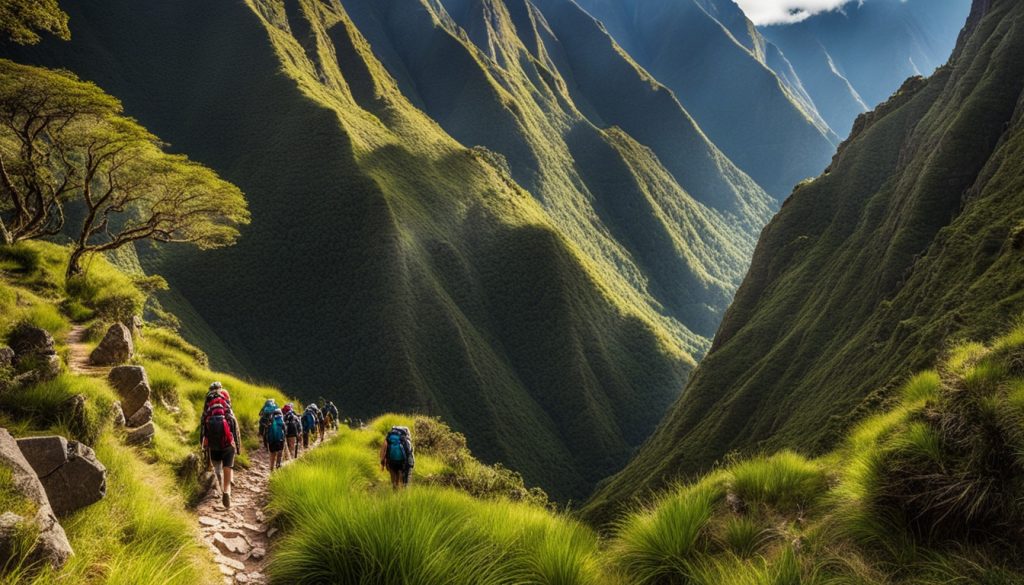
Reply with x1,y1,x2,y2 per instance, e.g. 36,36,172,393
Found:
386,459,406,472
268,440,285,453
210,446,235,468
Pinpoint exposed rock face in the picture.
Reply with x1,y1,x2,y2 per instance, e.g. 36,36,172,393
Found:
126,400,153,427
126,421,155,445
0,346,14,369
110,401,126,427
107,366,151,426
0,429,73,568
8,325,55,359
6,325,61,385
89,323,134,366
16,436,107,517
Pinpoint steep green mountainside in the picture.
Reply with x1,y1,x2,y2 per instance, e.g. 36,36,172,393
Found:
3,0,695,500
326,0,773,342
587,0,1024,521
761,0,972,136
573,0,838,196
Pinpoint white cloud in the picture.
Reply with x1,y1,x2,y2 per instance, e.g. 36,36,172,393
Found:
734,0,862,25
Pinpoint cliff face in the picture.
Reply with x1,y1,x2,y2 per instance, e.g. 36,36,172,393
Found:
585,0,1024,522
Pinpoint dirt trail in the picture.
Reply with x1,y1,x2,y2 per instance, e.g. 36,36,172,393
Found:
65,325,110,377
196,434,332,584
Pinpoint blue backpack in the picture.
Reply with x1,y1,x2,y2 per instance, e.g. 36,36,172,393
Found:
267,415,285,443
302,410,317,431
386,431,405,462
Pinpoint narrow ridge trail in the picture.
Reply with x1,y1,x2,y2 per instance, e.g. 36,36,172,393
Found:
65,324,110,377
196,434,333,584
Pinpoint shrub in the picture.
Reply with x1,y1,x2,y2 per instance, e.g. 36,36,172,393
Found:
727,452,827,511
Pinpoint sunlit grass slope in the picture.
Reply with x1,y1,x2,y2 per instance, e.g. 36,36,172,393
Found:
604,320,1024,584
586,0,1024,520
0,242,291,584
267,320,1024,583
267,414,608,585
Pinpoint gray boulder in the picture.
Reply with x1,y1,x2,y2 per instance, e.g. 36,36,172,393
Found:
107,366,151,424
16,436,107,517
0,346,14,369
126,421,155,445
110,401,126,427
89,323,134,366
8,325,55,360
0,428,73,568
126,400,153,427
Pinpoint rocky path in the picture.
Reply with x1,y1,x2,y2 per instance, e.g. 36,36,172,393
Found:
65,325,109,377
196,436,331,584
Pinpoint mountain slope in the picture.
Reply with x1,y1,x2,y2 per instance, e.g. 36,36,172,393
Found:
761,0,972,136
3,0,697,500
586,0,1024,521
573,0,838,197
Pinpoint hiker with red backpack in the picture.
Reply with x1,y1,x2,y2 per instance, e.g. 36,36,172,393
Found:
380,426,414,490
200,382,241,508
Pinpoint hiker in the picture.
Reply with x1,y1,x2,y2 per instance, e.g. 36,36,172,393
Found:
301,404,319,448
316,403,327,442
379,426,414,490
258,399,277,450
323,401,339,431
282,403,302,459
200,382,241,508
266,408,286,471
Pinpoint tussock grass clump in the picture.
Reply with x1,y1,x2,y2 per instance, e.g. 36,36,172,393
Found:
727,451,827,512
269,416,602,585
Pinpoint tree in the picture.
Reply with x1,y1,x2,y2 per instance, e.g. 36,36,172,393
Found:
0,0,70,45
0,59,251,279
0,60,119,245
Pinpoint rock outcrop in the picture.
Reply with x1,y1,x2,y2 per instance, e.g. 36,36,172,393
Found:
0,428,73,568
0,346,14,369
126,421,155,445
89,323,134,366
107,366,152,427
6,325,61,384
16,436,107,517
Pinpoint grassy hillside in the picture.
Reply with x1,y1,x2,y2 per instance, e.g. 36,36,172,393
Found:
1,0,698,501
586,0,1024,522
0,241,291,584
266,318,1024,584
573,0,838,197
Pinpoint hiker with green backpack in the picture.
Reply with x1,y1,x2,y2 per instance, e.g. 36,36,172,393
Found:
380,426,414,489
265,407,286,471
258,398,277,450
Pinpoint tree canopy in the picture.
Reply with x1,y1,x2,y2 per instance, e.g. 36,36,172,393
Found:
0,59,250,278
0,0,70,45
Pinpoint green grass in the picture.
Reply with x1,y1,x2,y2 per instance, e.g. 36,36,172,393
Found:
268,416,604,585
587,0,1024,521
727,452,827,512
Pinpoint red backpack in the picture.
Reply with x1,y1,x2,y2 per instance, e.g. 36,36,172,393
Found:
203,397,234,450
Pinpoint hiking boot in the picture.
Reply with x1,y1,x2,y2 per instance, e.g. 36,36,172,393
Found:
222,492,231,509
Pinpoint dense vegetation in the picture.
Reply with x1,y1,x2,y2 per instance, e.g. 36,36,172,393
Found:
587,0,1024,523
268,317,1024,584
0,241,289,584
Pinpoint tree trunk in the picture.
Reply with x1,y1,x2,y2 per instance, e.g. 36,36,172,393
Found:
66,247,87,281
0,220,12,246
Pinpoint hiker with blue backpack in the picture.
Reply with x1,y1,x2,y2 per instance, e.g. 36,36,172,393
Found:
301,404,320,449
265,408,287,471
380,426,414,489
258,399,277,450
200,382,241,508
